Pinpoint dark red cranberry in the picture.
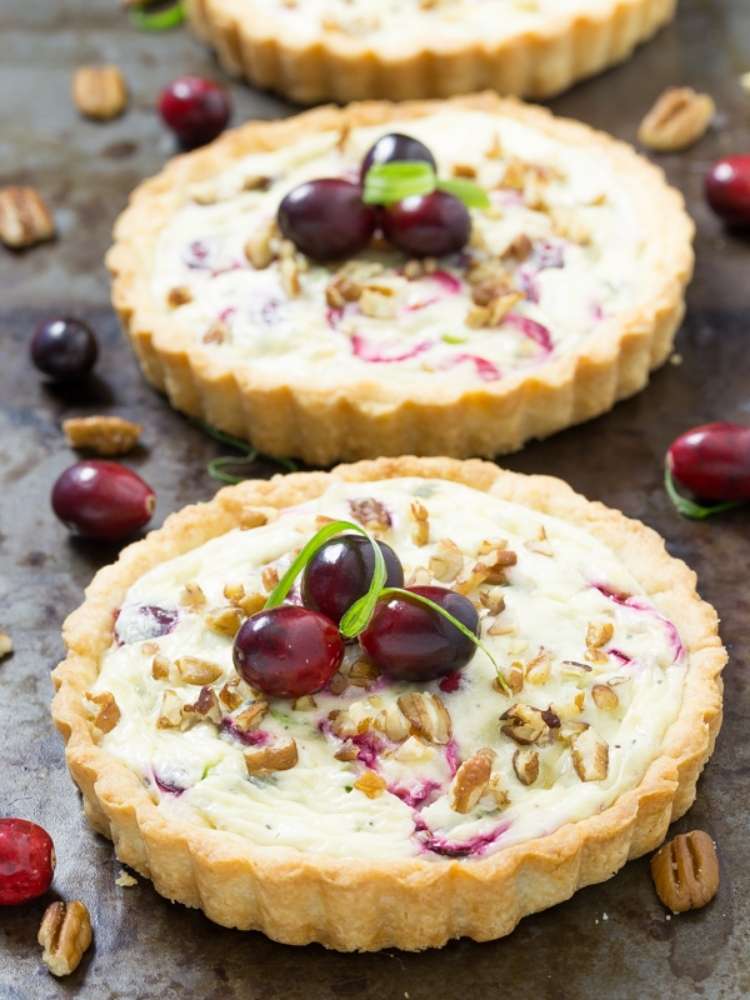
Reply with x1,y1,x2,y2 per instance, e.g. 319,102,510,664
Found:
705,155,750,227
668,422,750,502
382,191,470,258
301,535,404,624
0,819,55,906
359,585,479,682
233,606,344,698
30,318,98,381
277,179,376,261
158,76,231,148
51,460,156,541
360,132,437,182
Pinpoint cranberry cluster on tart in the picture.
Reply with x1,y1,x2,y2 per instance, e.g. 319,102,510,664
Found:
52,457,725,951
184,0,677,104
109,95,693,466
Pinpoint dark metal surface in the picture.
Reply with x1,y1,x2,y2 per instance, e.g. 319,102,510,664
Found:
1,1,749,997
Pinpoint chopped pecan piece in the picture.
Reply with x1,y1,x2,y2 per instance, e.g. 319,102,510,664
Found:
218,676,250,711
205,606,242,637
349,497,391,532
0,186,55,248
88,691,120,733
500,703,551,745
175,656,222,685
586,621,614,649
167,285,192,308
570,727,609,781
328,672,348,696
407,566,432,587
348,659,380,688
591,683,619,712
449,747,496,814
410,500,429,546
359,286,398,319
151,654,172,681
179,582,206,610
513,748,539,786
495,663,524,695
525,649,551,686
334,744,358,761
378,703,410,741
181,686,221,725
0,631,13,658
479,587,506,615
244,737,298,774
244,217,277,269
487,772,510,809
202,320,228,345
429,538,463,582
62,415,142,456
397,692,452,745
72,64,128,120
293,695,316,711
354,771,387,799
650,830,719,913
233,700,268,732
38,900,92,977
638,87,715,151
156,689,183,729
261,566,279,592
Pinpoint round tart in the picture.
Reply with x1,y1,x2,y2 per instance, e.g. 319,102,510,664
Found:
109,95,693,466
184,0,677,104
53,457,725,951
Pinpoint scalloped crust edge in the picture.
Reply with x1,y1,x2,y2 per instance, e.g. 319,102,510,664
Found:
184,0,677,104
51,457,725,951
107,93,694,467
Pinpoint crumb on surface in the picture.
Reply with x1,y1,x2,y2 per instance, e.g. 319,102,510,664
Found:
669,353,683,366
0,632,12,659
115,869,138,888
741,71,750,93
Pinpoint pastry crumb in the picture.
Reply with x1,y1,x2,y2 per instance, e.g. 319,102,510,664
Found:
115,869,138,888
669,353,683,366
741,71,750,94
0,632,12,659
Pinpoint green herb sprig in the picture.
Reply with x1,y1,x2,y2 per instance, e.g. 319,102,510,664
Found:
363,161,490,210
195,420,297,484
129,0,185,30
664,467,744,520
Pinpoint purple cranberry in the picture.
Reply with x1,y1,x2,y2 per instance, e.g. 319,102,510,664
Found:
159,76,231,148
360,132,437,182
30,318,98,381
277,179,376,261
382,191,470,258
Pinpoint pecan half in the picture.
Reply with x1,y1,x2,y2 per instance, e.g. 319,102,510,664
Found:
62,415,142,456
397,692,452,744
38,900,92,977
244,737,298,774
72,65,128,120
500,703,551,745
88,691,120,733
570,726,609,781
650,830,719,913
449,747,496,814
0,186,55,248
638,87,715,151
513,748,539,786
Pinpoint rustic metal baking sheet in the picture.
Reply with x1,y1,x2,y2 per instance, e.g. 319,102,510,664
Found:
1,0,749,996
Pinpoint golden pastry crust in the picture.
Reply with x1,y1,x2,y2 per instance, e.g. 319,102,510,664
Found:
52,457,725,951
184,0,677,104
108,94,694,466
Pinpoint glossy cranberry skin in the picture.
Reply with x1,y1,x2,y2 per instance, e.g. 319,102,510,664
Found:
0,819,55,906
233,606,345,698
301,535,404,625
668,422,750,502
51,461,156,541
382,191,470,258
360,585,479,682
30,318,98,381
277,179,376,262
360,132,437,182
158,76,231,148
705,155,750,227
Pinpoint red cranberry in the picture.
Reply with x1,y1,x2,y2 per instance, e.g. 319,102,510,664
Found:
51,460,156,541
668,422,750,502
382,191,470,258
301,535,404,624
277,179,376,261
233,606,344,698
158,76,231,148
359,586,479,682
360,132,437,183
30,317,98,381
705,155,750,227
0,819,55,906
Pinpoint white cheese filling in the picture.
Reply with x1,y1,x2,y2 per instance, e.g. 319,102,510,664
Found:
95,478,686,861
152,109,658,392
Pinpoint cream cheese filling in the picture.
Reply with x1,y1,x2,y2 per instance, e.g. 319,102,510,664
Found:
152,109,657,392
94,478,687,861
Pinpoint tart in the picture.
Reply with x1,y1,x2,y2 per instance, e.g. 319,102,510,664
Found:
52,457,726,951
184,0,677,104
109,95,693,466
